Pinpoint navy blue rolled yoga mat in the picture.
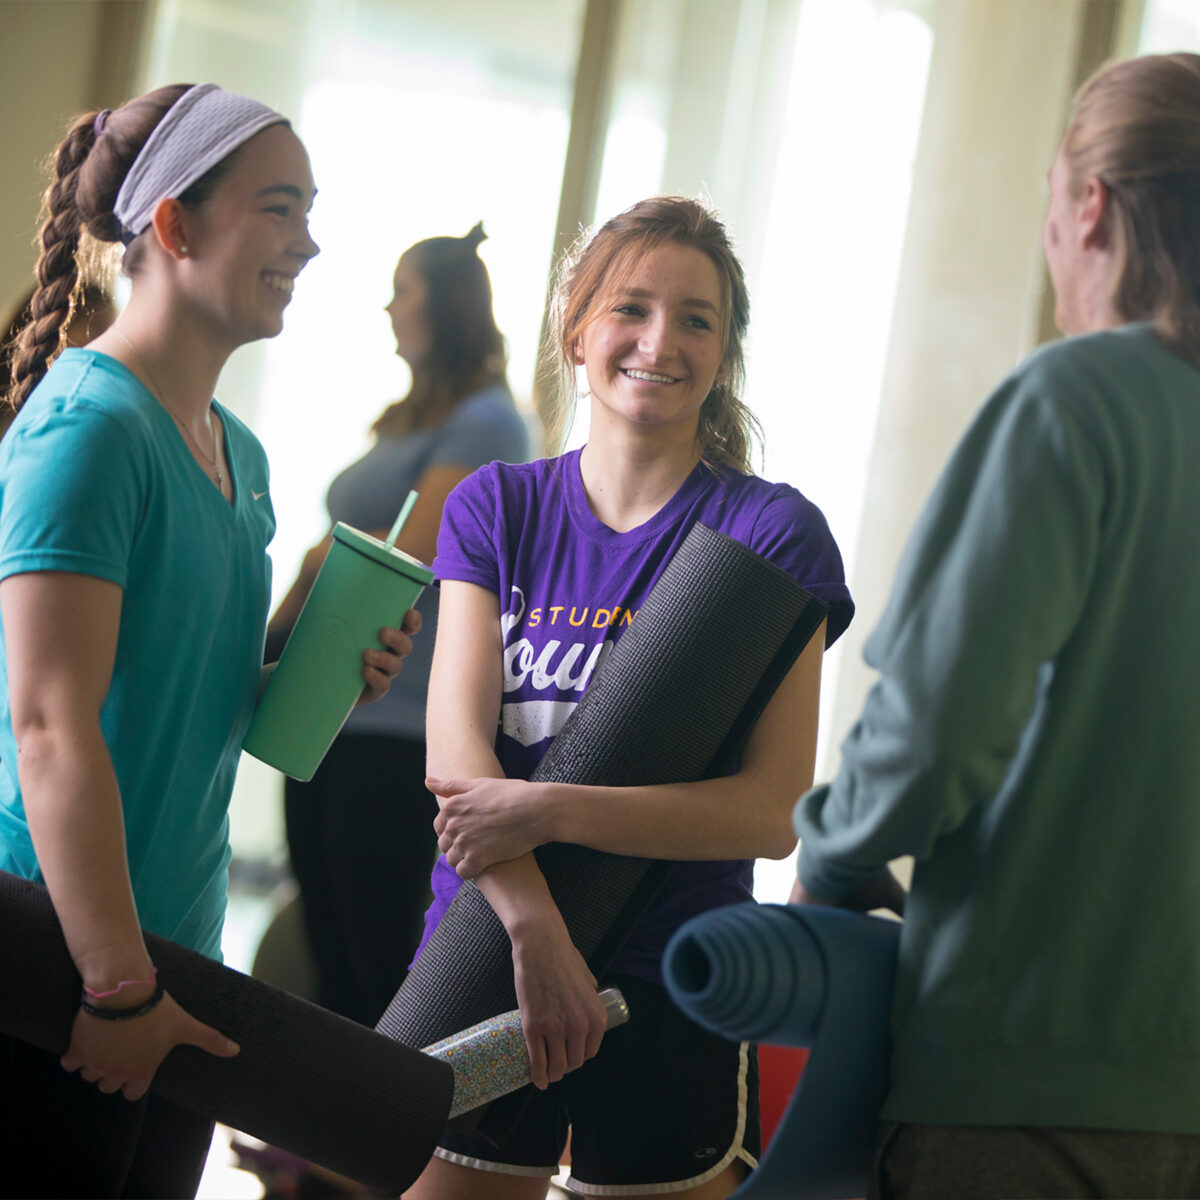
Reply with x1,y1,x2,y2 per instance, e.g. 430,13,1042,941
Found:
0,869,453,1194
664,902,900,1200
376,521,830,1138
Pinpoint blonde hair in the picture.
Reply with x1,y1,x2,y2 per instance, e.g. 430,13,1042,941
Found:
542,196,760,472
1061,53,1200,363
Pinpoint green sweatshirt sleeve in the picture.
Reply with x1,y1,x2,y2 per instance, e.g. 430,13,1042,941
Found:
795,346,1107,900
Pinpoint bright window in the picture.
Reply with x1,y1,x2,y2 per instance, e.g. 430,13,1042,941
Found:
1138,0,1200,50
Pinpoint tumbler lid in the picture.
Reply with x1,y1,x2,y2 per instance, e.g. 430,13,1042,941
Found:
332,521,435,584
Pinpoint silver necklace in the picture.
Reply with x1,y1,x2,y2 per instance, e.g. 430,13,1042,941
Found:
111,328,226,490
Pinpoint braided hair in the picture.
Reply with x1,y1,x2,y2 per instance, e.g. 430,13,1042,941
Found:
6,84,237,412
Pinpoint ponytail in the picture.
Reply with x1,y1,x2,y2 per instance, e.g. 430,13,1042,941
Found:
1063,54,1200,366
5,84,196,413
6,116,98,412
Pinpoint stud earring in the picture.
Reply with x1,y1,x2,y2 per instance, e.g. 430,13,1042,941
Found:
178,245,189,256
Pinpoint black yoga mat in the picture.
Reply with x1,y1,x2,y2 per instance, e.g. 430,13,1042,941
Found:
376,521,829,1131
0,869,453,1194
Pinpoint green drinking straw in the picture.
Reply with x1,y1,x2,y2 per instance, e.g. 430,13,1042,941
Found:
384,490,419,548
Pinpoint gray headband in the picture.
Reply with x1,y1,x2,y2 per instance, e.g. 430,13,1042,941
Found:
114,83,287,240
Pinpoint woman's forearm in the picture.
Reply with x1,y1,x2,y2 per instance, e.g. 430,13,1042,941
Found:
546,774,799,861
265,573,313,640
18,722,152,988
426,733,504,785
473,854,568,944
549,624,825,861
428,714,568,942
433,631,824,874
474,852,607,1089
266,534,333,641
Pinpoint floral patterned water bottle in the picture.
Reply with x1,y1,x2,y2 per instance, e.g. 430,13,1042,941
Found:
424,987,629,1117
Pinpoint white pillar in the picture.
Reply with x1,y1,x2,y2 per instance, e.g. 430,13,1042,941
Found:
827,0,1087,762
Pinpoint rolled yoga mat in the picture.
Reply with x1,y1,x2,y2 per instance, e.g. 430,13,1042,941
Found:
376,521,830,1138
663,902,901,1200
0,869,453,1194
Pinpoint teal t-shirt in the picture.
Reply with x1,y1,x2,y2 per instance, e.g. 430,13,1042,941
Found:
0,349,275,958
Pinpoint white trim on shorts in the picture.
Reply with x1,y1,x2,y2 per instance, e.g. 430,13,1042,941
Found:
431,1145,557,1178
564,1040,759,1196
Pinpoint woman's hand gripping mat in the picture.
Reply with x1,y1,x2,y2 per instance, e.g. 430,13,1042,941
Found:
664,902,900,1200
0,869,453,1194
376,521,829,1139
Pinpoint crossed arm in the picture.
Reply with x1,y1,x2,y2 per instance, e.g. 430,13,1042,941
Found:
425,578,826,1087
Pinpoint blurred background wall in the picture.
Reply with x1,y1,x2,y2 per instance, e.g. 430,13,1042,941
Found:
1,0,1197,899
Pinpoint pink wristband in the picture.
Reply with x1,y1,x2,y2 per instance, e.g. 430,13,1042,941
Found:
82,966,158,999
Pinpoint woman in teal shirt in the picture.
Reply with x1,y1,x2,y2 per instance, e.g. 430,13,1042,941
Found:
0,84,413,1197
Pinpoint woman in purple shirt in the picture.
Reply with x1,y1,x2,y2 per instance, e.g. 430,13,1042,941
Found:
408,197,853,1200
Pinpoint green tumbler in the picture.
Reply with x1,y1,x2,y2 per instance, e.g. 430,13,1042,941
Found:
243,522,434,780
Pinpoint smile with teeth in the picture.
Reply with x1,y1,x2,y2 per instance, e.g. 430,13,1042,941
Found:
262,272,294,294
622,368,678,384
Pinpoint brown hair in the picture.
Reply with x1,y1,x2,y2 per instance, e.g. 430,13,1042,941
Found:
2,281,115,378
5,84,245,412
0,282,115,440
372,222,508,438
1061,53,1200,362
543,195,760,473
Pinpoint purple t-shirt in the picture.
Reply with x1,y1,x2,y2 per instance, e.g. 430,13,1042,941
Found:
419,448,854,983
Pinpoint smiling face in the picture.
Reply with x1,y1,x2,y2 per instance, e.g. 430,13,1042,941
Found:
385,253,431,367
575,240,726,441
176,123,319,347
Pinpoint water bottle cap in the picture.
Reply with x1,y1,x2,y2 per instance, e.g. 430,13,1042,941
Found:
599,987,630,1030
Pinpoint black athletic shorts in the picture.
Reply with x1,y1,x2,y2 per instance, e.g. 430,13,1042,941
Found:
435,973,761,1195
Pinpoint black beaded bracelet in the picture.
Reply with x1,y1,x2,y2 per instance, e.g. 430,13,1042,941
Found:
79,977,165,1021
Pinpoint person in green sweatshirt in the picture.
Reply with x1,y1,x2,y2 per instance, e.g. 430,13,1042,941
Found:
793,52,1200,1200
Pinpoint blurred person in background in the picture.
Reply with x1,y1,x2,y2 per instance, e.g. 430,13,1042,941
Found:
266,223,529,1027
